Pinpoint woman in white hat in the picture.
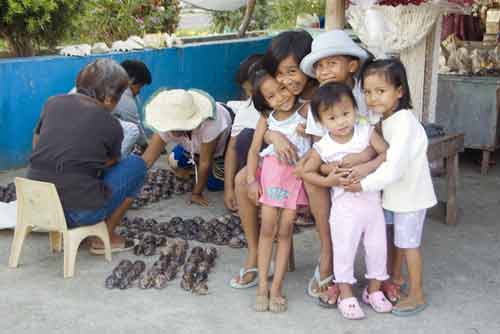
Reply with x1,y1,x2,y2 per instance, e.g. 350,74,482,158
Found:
142,88,233,206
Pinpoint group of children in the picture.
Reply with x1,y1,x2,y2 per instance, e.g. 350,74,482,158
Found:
138,28,436,319
221,29,437,318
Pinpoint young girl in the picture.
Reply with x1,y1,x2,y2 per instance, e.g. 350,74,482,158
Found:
346,58,437,316
247,70,310,313
302,82,392,319
230,31,317,291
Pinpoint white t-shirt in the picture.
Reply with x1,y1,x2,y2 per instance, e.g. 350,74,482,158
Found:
314,123,373,199
305,80,380,137
159,102,232,158
227,98,261,137
360,109,437,212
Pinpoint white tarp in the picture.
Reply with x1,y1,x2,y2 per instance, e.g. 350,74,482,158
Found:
181,0,246,11
0,201,16,229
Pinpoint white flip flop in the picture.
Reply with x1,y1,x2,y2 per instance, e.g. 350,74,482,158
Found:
230,268,258,289
306,265,333,298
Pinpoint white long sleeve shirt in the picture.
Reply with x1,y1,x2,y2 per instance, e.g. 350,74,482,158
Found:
361,109,437,212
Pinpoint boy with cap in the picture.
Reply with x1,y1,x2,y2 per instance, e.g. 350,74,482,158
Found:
300,29,378,138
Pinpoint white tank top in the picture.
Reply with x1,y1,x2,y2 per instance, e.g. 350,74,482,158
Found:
260,106,311,161
313,123,373,198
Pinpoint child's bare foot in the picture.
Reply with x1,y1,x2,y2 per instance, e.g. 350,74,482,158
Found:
269,295,287,313
381,280,402,303
255,294,269,312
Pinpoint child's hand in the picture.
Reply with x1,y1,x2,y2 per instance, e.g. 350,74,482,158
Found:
224,189,238,212
326,169,350,187
293,158,306,178
320,162,339,176
188,193,210,207
296,123,308,137
247,181,262,205
343,182,362,193
347,164,371,183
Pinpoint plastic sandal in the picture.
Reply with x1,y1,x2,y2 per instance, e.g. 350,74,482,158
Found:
306,265,333,298
338,296,365,320
362,288,393,313
318,284,340,308
230,267,258,289
392,302,428,317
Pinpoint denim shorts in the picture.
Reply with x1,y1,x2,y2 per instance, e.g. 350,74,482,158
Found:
170,144,224,191
65,155,147,228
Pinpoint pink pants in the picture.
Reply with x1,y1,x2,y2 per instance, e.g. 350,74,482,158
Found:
331,191,389,284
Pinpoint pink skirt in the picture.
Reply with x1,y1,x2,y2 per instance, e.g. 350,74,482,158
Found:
259,155,308,210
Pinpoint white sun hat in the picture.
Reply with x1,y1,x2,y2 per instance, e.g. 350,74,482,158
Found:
144,88,216,132
300,29,370,78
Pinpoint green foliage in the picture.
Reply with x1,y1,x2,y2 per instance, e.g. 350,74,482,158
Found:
0,0,83,56
210,0,325,33
72,0,180,44
211,0,269,34
269,0,325,29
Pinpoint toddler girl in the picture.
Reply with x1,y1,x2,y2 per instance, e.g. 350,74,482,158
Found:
246,70,310,313
303,82,392,319
346,58,437,316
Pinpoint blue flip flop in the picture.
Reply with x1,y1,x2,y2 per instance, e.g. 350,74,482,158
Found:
392,303,428,317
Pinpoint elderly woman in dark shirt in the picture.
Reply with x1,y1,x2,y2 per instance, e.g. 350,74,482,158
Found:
28,59,151,253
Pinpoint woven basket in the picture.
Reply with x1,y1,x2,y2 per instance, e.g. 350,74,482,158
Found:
347,3,442,53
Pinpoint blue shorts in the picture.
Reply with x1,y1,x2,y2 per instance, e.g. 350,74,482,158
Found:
171,144,224,191
65,155,147,228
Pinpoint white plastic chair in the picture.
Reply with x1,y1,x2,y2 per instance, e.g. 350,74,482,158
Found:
8,177,111,278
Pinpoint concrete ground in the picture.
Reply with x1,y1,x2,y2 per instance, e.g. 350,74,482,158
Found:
0,152,499,334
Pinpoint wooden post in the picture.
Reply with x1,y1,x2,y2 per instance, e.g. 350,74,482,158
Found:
325,0,346,30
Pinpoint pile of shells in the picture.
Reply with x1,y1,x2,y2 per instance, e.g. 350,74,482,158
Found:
116,214,248,249
138,239,189,289
105,259,146,289
180,246,218,295
131,168,195,209
0,182,16,203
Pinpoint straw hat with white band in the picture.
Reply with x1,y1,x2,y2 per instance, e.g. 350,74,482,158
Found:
144,88,216,133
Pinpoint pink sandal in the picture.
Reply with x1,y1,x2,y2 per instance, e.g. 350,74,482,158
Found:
381,281,401,303
337,296,365,320
362,288,393,313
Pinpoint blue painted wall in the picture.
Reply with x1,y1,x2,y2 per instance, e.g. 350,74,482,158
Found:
0,36,271,170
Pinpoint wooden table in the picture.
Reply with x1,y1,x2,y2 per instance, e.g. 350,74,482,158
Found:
427,133,465,225
436,75,500,175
